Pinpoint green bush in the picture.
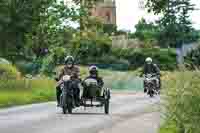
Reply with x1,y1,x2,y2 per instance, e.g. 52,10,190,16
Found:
0,58,10,64
185,45,200,69
80,55,130,71
76,48,177,71
112,48,177,70
15,61,41,75
0,77,55,108
0,64,20,79
161,71,200,132
16,47,67,75
76,40,111,62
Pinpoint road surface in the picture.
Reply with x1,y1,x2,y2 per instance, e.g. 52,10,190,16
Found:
0,92,160,133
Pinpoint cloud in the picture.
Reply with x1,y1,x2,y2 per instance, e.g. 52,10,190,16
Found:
116,0,200,31
64,0,200,31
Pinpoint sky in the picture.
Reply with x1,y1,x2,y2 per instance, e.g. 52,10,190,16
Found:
116,0,200,31
65,0,200,31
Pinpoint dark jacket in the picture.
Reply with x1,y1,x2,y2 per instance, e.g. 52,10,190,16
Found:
82,76,104,88
143,63,160,75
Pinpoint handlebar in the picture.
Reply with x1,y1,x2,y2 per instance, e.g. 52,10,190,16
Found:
55,78,59,82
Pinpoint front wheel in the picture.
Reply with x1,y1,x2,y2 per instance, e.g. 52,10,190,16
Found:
62,106,67,114
104,99,110,114
62,99,73,114
67,105,72,114
104,88,111,114
61,92,73,114
61,94,67,114
67,98,73,114
148,88,154,98
149,91,154,97
66,95,73,114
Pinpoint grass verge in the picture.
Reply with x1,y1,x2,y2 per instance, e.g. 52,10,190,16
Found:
159,71,200,133
0,78,55,108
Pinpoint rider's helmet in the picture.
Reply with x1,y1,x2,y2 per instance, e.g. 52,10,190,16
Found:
64,56,74,68
145,57,153,64
89,65,98,77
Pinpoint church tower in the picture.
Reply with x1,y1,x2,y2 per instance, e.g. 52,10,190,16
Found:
90,0,117,25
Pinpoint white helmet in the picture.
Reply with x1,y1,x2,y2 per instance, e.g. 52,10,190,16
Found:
145,57,152,64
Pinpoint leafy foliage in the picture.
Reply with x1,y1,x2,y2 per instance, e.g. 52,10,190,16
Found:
0,64,20,80
0,0,55,61
25,1,78,58
145,0,197,48
162,71,200,132
185,45,200,69
112,48,177,70
134,18,159,47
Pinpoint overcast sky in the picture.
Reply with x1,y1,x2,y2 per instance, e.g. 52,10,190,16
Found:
116,0,200,31
65,0,200,31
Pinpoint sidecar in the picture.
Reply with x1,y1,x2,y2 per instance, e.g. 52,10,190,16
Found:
80,78,111,114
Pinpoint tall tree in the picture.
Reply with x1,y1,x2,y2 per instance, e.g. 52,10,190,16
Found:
146,0,196,47
26,0,78,58
0,0,55,60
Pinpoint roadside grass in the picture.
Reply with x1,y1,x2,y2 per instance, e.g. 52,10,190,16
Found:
159,71,200,133
0,90,54,108
0,78,55,108
160,123,177,133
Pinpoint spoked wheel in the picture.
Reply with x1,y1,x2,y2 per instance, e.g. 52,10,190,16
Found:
149,91,154,97
61,94,67,114
147,84,155,98
148,88,155,98
104,99,110,114
62,101,73,114
62,106,67,114
61,93,73,114
104,88,111,114
67,100,73,114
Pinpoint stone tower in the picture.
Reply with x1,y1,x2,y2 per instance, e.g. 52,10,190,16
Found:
90,0,117,25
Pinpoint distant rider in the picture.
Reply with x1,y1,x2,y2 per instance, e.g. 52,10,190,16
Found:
142,57,161,93
56,56,81,107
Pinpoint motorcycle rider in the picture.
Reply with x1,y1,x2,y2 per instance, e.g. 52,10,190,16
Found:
82,66,104,91
142,57,161,93
56,56,81,107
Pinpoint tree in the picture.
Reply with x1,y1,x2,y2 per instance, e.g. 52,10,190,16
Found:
185,45,200,69
26,1,78,58
0,0,34,60
146,0,196,47
103,24,117,35
134,18,159,40
133,18,159,48
146,0,169,14
0,0,56,61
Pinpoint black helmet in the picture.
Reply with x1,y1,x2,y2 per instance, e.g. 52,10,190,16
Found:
89,65,98,75
64,56,74,65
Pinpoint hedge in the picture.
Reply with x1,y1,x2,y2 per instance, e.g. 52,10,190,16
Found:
111,48,177,70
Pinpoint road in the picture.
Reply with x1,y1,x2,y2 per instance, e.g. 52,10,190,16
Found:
0,92,160,133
